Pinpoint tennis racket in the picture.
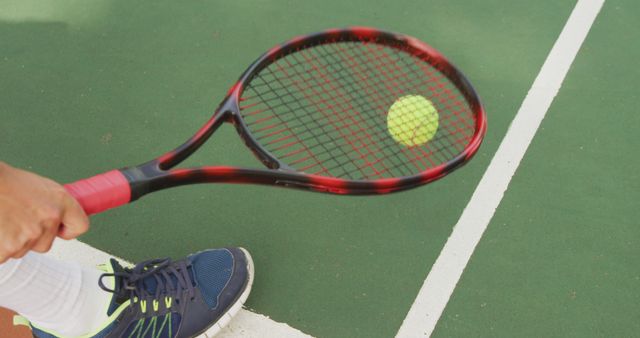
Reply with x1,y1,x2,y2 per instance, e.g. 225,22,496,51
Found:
64,27,487,216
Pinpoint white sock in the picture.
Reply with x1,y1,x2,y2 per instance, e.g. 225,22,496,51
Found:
0,251,114,336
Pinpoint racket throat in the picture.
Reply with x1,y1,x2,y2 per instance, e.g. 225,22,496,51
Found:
120,163,167,201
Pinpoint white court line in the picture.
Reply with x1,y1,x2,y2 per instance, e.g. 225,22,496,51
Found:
48,239,314,338
395,0,605,336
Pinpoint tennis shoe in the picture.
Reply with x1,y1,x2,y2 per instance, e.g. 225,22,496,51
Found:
26,247,254,338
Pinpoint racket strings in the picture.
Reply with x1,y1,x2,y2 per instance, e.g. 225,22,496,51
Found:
244,66,465,166
247,52,433,177
286,44,401,178
351,42,475,154
245,72,455,175
252,51,390,179
322,42,467,169
260,43,470,177
242,62,468,155
240,41,475,180
245,74,333,175
246,44,470,180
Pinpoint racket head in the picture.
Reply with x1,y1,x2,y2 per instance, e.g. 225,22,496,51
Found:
155,27,487,195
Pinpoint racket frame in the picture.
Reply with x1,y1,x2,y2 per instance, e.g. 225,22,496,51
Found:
65,27,487,215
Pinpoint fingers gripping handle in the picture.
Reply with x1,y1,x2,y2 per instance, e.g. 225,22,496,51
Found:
64,170,131,215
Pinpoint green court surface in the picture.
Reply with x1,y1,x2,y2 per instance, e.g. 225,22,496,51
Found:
1,1,637,337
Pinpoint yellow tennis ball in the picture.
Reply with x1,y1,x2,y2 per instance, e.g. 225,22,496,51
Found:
387,95,439,147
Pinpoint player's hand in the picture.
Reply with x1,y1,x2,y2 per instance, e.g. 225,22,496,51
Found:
0,162,89,263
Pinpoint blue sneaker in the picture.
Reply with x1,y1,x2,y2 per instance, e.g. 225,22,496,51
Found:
27,247,254,338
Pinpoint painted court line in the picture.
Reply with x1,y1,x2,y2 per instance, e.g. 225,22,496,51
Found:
47,239,313,338
395,0,605,337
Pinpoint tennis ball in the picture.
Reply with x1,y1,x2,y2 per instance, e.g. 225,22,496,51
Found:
387,95,439,147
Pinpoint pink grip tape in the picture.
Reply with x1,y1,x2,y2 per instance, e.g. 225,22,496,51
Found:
64,170,131,215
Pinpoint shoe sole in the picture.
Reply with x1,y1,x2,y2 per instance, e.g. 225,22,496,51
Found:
197,247,255,338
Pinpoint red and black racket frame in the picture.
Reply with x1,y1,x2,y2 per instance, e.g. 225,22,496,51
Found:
64,27,487,216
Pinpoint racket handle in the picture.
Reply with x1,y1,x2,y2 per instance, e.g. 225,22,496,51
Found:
64,170,131,215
